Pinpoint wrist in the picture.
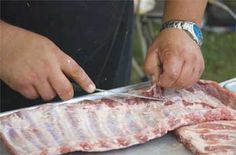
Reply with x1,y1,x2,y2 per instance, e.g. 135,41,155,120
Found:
161,20,203,47
163,18,202,27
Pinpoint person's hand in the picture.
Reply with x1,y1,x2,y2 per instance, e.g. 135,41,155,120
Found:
144,28,204,89
0,22,96,101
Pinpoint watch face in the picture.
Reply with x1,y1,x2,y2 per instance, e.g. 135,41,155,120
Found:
193,24,203,40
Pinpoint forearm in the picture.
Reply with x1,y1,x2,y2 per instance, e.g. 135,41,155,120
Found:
0,21,16,76
0,21,36,76
0,21,10,73
0,21,20,55
0,20,14,43
163,0,207,26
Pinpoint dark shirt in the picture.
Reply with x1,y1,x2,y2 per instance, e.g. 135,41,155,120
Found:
0,1,133,111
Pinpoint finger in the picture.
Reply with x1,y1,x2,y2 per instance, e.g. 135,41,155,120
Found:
182,56,204,88
144,48,161,82
18,85,39,100
158,54,183,88
185,67,198,88
186,61,204,87
188,67,200,87
34,78,56,101
172,61,195,89
61,56,96,93
198,58,205,79
198,65,204,80
49,69,74,101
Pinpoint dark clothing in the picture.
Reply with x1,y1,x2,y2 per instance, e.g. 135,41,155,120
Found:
0,1,133,112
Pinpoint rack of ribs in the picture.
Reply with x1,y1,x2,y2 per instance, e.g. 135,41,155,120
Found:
0,80,236,155
175,80,236,155
175,120,236,155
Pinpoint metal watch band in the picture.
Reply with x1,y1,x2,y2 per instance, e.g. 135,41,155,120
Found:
161,20,203,46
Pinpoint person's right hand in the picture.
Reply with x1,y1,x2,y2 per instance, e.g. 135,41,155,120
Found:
0,21,96,101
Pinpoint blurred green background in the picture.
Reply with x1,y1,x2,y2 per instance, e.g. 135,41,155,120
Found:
131,26,236,83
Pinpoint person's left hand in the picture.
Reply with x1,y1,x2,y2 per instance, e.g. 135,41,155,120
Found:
144,28,205,89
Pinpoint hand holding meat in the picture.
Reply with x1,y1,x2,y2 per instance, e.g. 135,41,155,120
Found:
144,28,205,89
0,21,96,101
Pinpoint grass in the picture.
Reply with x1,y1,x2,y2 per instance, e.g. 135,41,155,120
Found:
201,31,236,82
131,25,236,84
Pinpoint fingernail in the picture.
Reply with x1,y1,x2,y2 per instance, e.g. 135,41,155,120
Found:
88,84,96,93
68,90,73,98
151,75,156,82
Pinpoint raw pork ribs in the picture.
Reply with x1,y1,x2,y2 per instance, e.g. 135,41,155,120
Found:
175,80,236,155
0,80,236,155
175,121,236,155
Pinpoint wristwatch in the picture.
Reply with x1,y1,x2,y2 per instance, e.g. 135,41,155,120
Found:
161,20,203,46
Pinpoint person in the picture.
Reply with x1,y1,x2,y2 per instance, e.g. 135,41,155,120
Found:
0,0,207,112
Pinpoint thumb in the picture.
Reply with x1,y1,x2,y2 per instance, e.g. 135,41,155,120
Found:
144,48,162,83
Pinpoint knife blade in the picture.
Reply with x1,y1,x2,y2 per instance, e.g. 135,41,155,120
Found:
95,88,165,101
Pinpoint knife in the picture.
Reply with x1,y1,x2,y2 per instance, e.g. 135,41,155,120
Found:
95,88,165,101
71,82,165,101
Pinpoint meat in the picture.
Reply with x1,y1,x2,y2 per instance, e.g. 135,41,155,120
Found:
0,80,236,155
175,80,236,155
175,121,236,155
197,80,236,109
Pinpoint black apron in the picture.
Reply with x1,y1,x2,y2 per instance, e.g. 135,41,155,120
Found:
0,1,133,111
